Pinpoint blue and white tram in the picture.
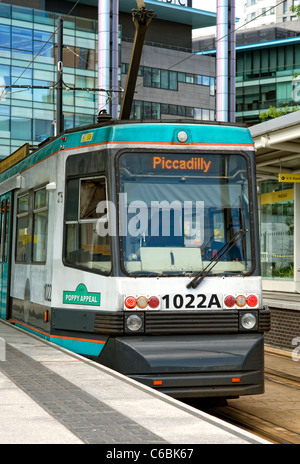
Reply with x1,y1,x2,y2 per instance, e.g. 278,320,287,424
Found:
0,119,270,398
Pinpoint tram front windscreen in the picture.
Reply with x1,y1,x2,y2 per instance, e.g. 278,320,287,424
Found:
118,152,253,276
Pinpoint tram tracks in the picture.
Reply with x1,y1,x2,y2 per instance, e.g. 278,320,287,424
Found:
264,368,300,390
204,402,299,444
205,365,300,444
185,352,300,444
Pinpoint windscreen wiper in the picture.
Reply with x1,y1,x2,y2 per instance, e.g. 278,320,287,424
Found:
186,228,247,289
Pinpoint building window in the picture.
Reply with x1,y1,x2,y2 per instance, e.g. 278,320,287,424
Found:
33,119,54,143
12,26,33,52
11,118,32,141
122,63,215,94
236,44,300,119
0,24,10,49
130,100,215,121
260,181,294,280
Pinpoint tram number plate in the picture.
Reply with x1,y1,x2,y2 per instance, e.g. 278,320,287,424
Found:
161,293,222,309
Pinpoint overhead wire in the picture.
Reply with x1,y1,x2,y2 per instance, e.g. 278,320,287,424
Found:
191,0,287,59
2,0,289,121
73,0,289,125
138,0,288,76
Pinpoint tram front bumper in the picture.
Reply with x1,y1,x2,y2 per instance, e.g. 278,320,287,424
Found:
99,333,265,398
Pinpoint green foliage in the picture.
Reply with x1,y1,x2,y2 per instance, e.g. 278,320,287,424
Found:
259,105,299,121
290,5,300,16
272,263,294,279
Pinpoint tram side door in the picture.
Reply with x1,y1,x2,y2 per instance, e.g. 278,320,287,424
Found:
0,192,12,319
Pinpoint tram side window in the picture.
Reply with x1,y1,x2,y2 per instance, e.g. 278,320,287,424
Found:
33,188,48,263
3,199,9,263
65,176,111,274
16,194,30,263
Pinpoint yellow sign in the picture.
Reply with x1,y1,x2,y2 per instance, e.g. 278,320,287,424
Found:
81,132,93,143
0,143,29,174
260,188,294,205
279,173,300,183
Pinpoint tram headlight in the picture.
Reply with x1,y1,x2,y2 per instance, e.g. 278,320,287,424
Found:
240,312,257,331
124,313,144,333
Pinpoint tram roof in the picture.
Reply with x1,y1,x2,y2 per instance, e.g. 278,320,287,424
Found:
0,120,252,183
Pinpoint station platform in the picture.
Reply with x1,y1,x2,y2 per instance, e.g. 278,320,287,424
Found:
263,291,300,351
263,291,300,312
0,319,270,445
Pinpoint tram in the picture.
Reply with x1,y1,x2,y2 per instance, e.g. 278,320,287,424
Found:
0,1,270,399
0,118,270,398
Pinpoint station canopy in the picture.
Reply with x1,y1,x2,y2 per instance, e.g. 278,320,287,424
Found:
250,111,300,181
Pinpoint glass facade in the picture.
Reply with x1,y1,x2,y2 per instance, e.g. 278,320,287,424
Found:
259,181,294,281
0,3,99,157
0,2,216,158
235,40,299,287
236,42,300,124
131,100,215,120
233,38,300,288
121,63,215,95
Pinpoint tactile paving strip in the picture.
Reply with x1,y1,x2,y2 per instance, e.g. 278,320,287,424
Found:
0,344,166,444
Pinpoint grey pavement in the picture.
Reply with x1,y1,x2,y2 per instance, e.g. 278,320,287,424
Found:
0,320,270,445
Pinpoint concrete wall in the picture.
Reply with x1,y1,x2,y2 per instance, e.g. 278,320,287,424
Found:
121,41,215,113
265,307,300,351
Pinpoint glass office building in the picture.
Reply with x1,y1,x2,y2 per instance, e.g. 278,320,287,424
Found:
259,180,294,282
234,38,299,284
0,2,216,159
235,37,300,124
195,28,300,125
0,3,99,157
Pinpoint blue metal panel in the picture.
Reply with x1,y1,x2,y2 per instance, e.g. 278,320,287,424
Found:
12,321,106,357
199,35,300,56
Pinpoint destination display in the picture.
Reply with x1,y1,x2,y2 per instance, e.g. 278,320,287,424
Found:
119,152,247,180
153,155,211,173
